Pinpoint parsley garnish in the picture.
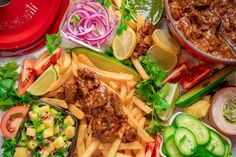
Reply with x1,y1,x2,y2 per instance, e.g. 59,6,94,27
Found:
97,0,131,35
117,0,132,35
1,133,19,157
46,33,61,56
0,61,37,111
97,0,111,8
70,14,81,24
136,55,168,134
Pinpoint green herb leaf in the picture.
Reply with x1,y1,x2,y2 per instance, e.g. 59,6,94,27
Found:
46,33,61,56
70,14,81,24
136,55,168,132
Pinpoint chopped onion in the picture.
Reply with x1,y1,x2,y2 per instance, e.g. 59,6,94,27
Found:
62,0,115,48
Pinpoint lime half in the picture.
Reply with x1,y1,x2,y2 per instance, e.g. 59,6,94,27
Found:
158,83,179,121
27,66,58,96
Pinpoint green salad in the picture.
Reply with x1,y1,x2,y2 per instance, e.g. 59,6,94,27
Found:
14,103,76,157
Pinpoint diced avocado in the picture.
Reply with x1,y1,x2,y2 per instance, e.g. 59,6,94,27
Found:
176,66,236,107
41,151,50,157
29,111,38,121
14,147,28,157
65,126,75,139
32,105,40,113
64,115,75,126
27,140,39,150
54,125,60,135
39,105,50,112
26,128,36,137
43,128,54,138
72,48,141,81
53,136,65,149
36,124,46,133
43,118,54,128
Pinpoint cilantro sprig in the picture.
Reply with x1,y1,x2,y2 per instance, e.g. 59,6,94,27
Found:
136,55,168,134
46,33,61,56
0,61,37,111
97,0,132,35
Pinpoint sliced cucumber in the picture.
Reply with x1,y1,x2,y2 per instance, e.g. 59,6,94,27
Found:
162,144,168,156
175,113,210,145
206,131,225,156
164,136,183,157
174,127,197,156
163,126,175,141
163,126,183,157
223,144,231,157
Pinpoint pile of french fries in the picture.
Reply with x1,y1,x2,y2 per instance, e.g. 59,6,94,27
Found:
41,51,154,157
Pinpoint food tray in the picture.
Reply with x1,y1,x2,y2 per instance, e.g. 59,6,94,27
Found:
160,112,232,157
14,100,79,157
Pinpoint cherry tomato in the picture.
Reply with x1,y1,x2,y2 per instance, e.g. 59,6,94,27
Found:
18,59,36,96
162,63,188,84
152,134,162,157
34,47,62,76
181,64,212,91
1,106,29,139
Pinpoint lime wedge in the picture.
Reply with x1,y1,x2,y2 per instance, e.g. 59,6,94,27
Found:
27,66,57,96
158,83,179,121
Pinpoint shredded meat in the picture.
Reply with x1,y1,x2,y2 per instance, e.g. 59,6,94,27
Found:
122,127,137,143
169,0,236,59
133,21,155,57
76,68,135,143
64,83,78,104
50,68,137,143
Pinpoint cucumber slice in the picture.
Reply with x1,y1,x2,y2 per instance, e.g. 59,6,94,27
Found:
174,127,197,156
163,126,175,141
163,126,183,157
176,66,236,107
206,131,225,156
164,136,183,157
162,144,168,156
175,113,210,145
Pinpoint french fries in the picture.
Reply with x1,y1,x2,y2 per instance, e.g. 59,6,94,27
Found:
78,63,134,81
131,57,149,80
81,139,100,157
133,96,152,114
77,54,96,67
122,106,154,143
40,98,68,109
68,104,85,119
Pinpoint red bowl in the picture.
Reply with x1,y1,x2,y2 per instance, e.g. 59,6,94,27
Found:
164,0,236,65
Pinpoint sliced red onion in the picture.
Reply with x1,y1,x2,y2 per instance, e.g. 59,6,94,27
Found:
62,0,115,48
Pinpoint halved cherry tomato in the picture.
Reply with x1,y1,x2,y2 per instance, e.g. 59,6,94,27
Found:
1,106,29,139
152,134,162,157
181,64,212,92
162,63,188,84
34,47,62,76
18,59,36,96
145,141,155,157
145,134,163,157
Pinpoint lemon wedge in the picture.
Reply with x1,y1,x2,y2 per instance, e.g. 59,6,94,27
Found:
27,66,57,96
112,27,136,60
147,44,177,71
152,29,180,54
